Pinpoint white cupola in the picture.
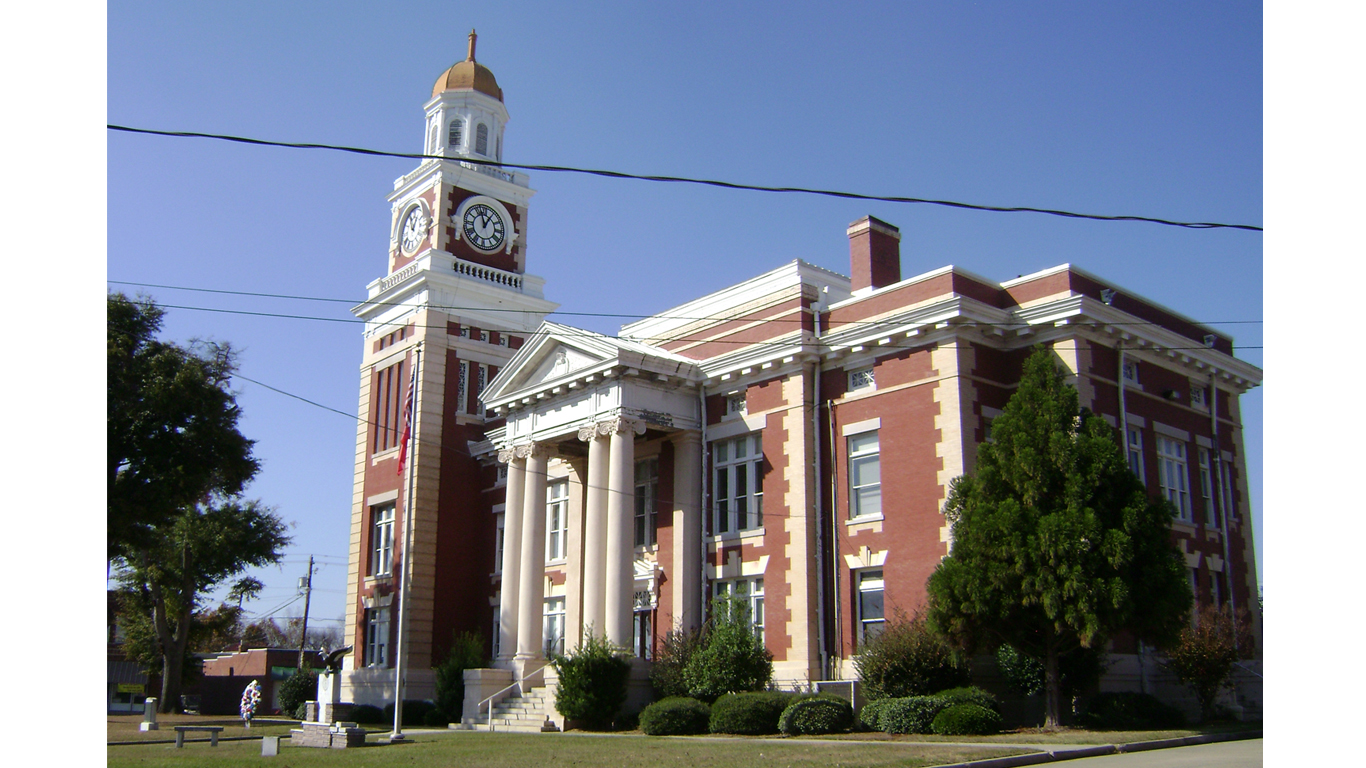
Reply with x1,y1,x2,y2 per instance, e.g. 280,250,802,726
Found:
423,30,509,161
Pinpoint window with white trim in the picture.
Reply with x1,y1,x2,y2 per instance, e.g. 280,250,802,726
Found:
725,393,747,416
1191,386,1207,408
714,577,764,641
849,367,875,392
543,597,565,656
546,481,568,562
365,607,390,667
712,434,764,534
1198,447,1220,529
370,504,395,576
448,119,463,148
1156,436,1191,523
456,361,469,414
1127,427,1144,485
848,431,882,519
634,458,658,547
1220,460,1235,523
857,570,885,645
475,123,489,155
493,512,505,574
1123,359,1139,384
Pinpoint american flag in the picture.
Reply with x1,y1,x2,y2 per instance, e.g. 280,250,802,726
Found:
396,359,417,475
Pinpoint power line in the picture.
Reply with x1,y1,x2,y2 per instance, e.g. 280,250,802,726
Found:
107,279,1264,330
107,124,1263,232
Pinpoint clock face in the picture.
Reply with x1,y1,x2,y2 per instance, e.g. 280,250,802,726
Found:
462,203,506,252
400,207,428,254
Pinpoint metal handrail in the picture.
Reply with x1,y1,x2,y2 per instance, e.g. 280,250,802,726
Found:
477,662,552,732
1232,661,1263,679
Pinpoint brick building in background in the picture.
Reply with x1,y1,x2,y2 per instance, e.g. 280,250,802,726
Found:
341,37,1261,722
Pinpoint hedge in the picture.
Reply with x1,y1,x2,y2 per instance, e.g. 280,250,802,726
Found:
778,697,854,736
639,697,711,735
858,698,895,732
709,691,796,734
933,686,999,713
931,703,1002,735
880,695,951,734
1077,692,1185,730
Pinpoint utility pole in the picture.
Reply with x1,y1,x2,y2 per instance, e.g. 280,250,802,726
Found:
297,555,314,668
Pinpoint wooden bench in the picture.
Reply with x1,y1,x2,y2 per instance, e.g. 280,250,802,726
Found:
173,725,224,748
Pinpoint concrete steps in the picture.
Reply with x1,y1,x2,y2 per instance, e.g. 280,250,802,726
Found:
463,687,560,733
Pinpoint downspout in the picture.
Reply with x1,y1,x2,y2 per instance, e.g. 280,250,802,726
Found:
1119,341,1146,694
1211,373,1238,626
811,299,827,681
698,385,708,630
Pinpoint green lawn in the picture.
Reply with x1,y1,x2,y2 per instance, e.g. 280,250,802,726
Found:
107,718,1261,768
108,730,1035,768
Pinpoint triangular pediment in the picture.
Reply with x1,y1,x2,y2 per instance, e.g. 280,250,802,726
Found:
526,343,601,387
482,323,619,404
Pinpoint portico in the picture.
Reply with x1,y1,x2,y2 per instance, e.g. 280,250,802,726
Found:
481,324,705,677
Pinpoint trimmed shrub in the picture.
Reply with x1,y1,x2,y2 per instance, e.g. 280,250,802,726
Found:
551,632,632,730
880,695,951,735
854,613,968,701
639,697,711,735
779,697,854,736
434,631,486,722
685,596,774,702
383,700,437,727
423,708,450,727
858,698,895,732
350,704,384,724
651,628,704,700
276,669,318,718
931,703,1002,735
933,686,999,713
709,691,795,734
1077,692,1185,731
293,703,309,721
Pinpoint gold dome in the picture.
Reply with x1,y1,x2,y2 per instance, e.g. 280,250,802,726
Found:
432,30,503,102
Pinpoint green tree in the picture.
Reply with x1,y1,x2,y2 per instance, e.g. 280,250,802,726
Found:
853,611,968,701
683,595,774,702
434,631,486,721
108,293,259,557
926,346,1191,728
113,498,290,713
1164,605,1254,722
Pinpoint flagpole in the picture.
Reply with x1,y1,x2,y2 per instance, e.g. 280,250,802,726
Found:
388,342,421,743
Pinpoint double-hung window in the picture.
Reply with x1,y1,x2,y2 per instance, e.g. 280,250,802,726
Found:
475,123,489,155
848,431,882,519
370,504,395,576
1156,436,1191,523
1127,427,1145,485
546,481,568,562
635,458,658,547
543,597,565,656
714,577,764,641
448,119,463,149
712,434,764,534
365,607,390,667
857,570,885,645
1198,447,1220,529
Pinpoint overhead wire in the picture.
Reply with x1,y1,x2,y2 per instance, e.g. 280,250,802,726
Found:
107,124,1263,232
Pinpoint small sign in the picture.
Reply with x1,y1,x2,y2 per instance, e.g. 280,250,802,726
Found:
117,683,145,694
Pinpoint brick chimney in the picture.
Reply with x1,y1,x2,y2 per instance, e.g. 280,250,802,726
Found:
847,216,901,293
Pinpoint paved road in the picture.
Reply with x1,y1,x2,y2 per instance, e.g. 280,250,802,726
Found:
1066,739,1261,767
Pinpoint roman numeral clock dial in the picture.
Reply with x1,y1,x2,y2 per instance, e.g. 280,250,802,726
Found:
461,202,506,252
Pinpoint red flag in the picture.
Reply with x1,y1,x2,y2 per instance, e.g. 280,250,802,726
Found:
396,360,417,476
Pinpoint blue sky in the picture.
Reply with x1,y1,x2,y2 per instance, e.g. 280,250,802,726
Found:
101,2,1263,639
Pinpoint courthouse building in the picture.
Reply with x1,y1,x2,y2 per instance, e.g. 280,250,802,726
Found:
341,37,1263,718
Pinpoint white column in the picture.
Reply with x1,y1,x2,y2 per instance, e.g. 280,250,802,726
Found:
497,450,526,662
604,419,639,648
670,431,703,633
515,444,551,661
577,424,610,640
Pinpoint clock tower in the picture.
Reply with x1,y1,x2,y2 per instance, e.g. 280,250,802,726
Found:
344,33,557,706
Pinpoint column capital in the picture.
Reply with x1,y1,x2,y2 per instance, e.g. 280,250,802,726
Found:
496,447,517,464
604,417,646,437
512,442,555,460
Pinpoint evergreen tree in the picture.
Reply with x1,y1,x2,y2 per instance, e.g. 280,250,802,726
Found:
926,346,1191,728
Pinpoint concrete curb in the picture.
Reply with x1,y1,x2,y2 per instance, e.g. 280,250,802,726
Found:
930,731,1261,768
